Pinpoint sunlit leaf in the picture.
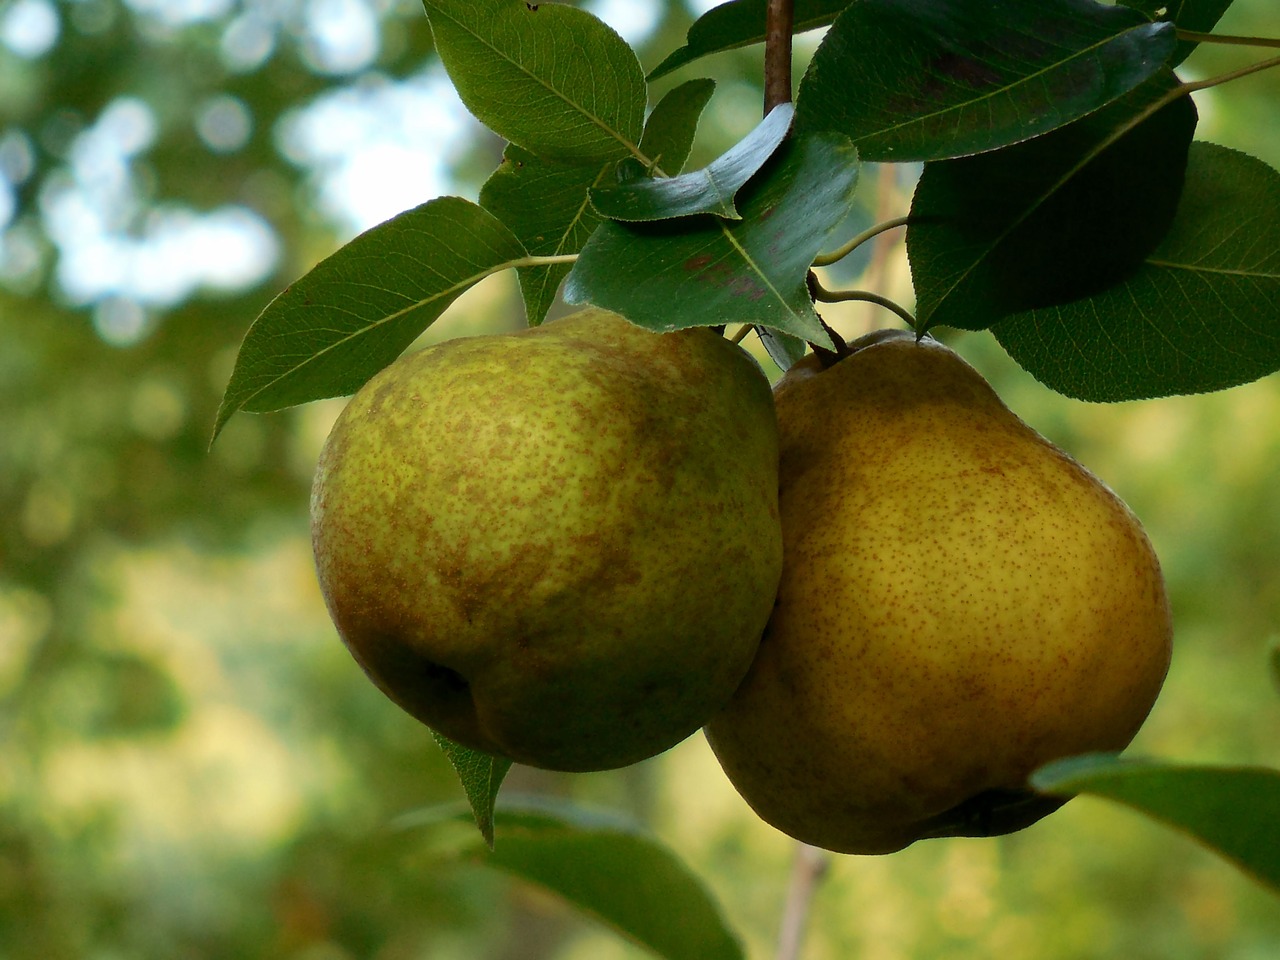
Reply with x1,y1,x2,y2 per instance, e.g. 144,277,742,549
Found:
430,732,512,849
407,797,745,960
907,74,1196,332
992,143,1280,401
213,197,527,437
564,131,858,346
639,77,717,176
796,0,1176,161
1120,0,1235,65
649,0,851,80
1032,754,1280,893
590,103,793,221
423,0,646,162
480,145,611,325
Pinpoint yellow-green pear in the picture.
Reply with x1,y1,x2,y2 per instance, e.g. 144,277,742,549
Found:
704,329,1172,854
310,308,782,772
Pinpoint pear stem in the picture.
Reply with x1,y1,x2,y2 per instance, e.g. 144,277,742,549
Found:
776,842,831,960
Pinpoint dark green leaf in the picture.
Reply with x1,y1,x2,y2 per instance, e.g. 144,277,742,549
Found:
1032,754,1280,893
590,103,793,222
213,197,527,437
992,143,1280,401
1120,0,1236,65
907,74,1196,332
480,145,611,325
423,0,646,162
795,0,1177,162
639,78,717,176
430,732,512,850
648,0,851,80
758,327,812,373
409,797,745,960
564,131,859,345
993,140,1280,399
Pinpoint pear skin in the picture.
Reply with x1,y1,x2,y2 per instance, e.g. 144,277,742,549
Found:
311,308,782,772
704,330,1173,854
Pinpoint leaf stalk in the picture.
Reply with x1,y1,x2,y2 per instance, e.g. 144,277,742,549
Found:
809,277,918,331
812,215,911,268
1176,30,1280,50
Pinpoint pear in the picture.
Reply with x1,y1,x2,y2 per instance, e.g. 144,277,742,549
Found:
310,308,783,772
704,329,1172,854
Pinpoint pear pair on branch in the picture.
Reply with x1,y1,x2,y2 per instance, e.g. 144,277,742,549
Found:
311,309,1172,853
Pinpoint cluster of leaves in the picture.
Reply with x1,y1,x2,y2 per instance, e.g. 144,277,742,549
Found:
217,0,1280,436
212,0,1280,954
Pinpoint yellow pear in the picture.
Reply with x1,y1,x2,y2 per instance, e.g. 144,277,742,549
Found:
704,329,1173,854
311,308,782,772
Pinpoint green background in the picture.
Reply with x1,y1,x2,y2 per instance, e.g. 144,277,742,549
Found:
2,1,1279,957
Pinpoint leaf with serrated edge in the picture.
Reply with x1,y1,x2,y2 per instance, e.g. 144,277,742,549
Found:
1033,754,1280,893
423,0,646,163
639,78,717,176
796,0,1176,162
591,103,793,222
992,143,1280,401
564,131,857,346
213,196,527,438
649,0,851,80
430,731,512,850
907,73,1196,333
481,145,611,325
407,796,746,960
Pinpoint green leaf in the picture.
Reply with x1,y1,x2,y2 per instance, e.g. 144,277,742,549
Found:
430,731,512,850
410,797,745,960
1032,754,1280,894
423,0,646,163
564,131,858,346
639,78,717,176
757,327,812,373
649,0,851,80
213,197,527,438
480,145,611,325
590,103,793,222
907,74,1197,333
992,143,1280,401
795,0,1177,162
1120,0,1236,66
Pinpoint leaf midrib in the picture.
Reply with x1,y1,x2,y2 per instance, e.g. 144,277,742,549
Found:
431,3,644,162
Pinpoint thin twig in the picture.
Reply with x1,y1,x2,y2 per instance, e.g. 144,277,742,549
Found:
812,214,911,268
775,843,831,960
1182,52,1280,92
1177,29,1280,50
860,164,903,331
764,0,795,114
810,276,918,331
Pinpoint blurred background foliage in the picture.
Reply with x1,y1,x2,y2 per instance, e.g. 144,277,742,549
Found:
1,1,1279,958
